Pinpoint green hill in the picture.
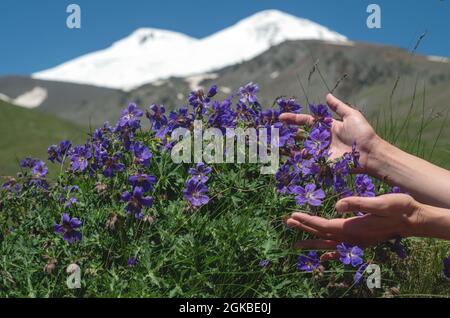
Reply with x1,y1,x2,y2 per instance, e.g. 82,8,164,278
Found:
0,101,87,176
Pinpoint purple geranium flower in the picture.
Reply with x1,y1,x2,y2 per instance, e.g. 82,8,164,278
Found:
54,213,82,244
121,186,153,219
188,163,212,183
235,101,258,125
259,259,270,268
70,144,92,172
297,251,320,272
102,154,125,178
208,99,236,129
64,197,78,209
128,257,138,267
337,243,364,267
289,183,326,207
355,174,376,197
304,127,330,158
48,140,71,164
443,256,450,279
129,173,157,192
183,179,209,207
275,163,299,194
391,237,407,259
277,97,302,113
288,154,314,177
354,263,368,285
31,160,48,178
238,82,259,104
118,103,144,129
146,104,168,131
309,103,333,128
168,107,192,130
132,142,152,167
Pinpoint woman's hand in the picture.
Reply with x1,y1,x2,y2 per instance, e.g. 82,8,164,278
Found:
286,194,422,248
280,94,381,174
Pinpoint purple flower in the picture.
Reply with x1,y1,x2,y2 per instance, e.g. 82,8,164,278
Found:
289,183,326,207
2,178,21,193
309,104,333,128
355,174,375,197
102,154,125,178
64,197,78,209
337,243,364,267
259,259,270,268
128,257,138,267
238,82,259,104
391,186,402,193
288,154,314,177
188,85,217,115
31,160,48,178
54,213,82,244
93,124,111,148
354,263,368,285
261,108,280,126
391,237,407,259
443,256,450,279
332,158,352,197
349,141,360,168
118,103,144,130
208,99,236,129
168,107,192,130
132,142,152,167
274,123,297,148
129,174,157,192
121,186,153,219
183,179,209,207
235,101,258,125
304,127,330,158
277,97,301,113
188,163,212,183
275,163,299,194
297,251,320,272
70,144,92,172
20,157,37,168
146,104,167,131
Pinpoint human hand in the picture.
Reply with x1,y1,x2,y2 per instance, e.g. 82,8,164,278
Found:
285,194,422,248
280,94,382,174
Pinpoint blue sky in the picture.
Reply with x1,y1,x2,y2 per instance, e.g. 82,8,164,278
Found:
0,0,449,76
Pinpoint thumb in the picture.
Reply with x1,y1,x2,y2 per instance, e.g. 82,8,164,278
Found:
336,196,390,217
326,94,354,119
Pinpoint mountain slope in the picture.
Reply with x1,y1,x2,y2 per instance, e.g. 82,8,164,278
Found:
0,76,125,126
32,10,347,90
0,100,86,176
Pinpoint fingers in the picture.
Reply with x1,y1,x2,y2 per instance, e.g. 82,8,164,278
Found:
335,196,391,217
286,218,342,240
279,113,315,126
291,212,345,234
320,251,340,262
295,239,338,250
326,93,354,119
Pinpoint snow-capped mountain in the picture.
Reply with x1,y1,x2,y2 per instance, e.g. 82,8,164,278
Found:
33,10,347,91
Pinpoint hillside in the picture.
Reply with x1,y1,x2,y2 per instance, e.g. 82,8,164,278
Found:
0,100,86,176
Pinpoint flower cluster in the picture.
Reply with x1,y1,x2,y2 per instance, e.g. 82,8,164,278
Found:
183,163,212,207
4,81,439,291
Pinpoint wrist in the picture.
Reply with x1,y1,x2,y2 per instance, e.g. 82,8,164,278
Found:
407,203,450,240
364,136,391,179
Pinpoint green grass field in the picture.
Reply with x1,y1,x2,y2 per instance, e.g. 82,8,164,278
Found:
0,101,87,177
0,88,448,298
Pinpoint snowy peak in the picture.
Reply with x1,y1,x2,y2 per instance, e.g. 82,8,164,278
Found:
113,28,198,48
33,10,347,90
223,9,347,44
